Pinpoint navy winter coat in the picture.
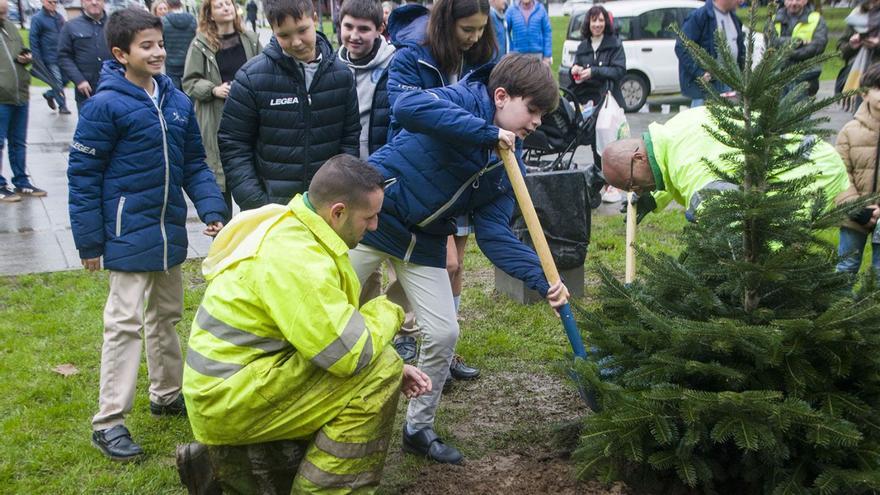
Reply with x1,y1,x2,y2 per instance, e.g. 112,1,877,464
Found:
363,66,551,296
68,61,227,272
218,33,360,210
386,4,483,138
29,8,64,65
57,12,112,88
674,0,744,99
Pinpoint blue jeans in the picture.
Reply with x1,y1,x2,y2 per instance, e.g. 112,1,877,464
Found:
836,227,880,281
42,63,68,110
0,103,30,189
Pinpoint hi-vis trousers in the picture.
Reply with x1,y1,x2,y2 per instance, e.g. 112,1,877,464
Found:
195,345,404,494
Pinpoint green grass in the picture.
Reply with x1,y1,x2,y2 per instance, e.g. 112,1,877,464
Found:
0,210,683,493
1,206,875,492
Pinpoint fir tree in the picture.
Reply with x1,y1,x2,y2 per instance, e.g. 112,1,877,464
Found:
572,3,880,493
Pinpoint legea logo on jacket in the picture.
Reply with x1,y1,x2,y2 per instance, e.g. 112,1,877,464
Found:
269,96,300,106
72,141,96,156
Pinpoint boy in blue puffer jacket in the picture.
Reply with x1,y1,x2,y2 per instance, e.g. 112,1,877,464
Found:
349,53,570,464
67,8,227,463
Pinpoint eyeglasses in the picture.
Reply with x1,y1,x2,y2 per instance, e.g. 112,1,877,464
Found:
626,145,639,191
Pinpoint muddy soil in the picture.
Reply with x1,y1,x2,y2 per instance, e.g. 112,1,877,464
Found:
392,368,631,495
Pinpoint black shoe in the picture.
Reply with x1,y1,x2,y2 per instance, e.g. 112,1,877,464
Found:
394,336,417,363
449,354,480,380
92,425,144,462
402,425,463,464
14,185,47,197
59,107,72,115
151,394,187,417
43,92,56,110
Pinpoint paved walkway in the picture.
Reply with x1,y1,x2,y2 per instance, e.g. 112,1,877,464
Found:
0,81,851,276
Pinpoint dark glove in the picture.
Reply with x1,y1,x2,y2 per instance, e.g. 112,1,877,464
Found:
620,192,656,224
849,208,874,226
584,165,605,210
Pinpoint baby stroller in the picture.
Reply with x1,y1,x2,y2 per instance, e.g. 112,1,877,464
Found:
522,87,596,173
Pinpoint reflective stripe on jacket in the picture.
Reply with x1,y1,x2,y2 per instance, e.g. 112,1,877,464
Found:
184,195,404,444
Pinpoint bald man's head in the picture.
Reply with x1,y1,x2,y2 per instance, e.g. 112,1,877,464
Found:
601,138,655,194
0,0,8,20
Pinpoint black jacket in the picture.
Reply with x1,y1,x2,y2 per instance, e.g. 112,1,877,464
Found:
57,12,111,88
162,12,197,72
569,34,626,107
219,33,360,210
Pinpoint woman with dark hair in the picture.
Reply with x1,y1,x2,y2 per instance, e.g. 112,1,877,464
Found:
571,4,625,200
182,0,261,218
571,5,625,109
383,0,496,455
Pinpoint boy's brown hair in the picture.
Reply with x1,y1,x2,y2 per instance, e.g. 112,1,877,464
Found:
488,53,559,114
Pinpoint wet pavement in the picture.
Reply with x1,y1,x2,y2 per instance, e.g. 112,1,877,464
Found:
0,81,852,276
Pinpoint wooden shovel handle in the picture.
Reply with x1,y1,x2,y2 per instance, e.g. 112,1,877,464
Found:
496,146,560,286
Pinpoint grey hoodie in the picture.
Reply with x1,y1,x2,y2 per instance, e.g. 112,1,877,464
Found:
338,36,396,159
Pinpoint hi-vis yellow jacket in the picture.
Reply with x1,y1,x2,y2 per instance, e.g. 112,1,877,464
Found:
183,194,404,444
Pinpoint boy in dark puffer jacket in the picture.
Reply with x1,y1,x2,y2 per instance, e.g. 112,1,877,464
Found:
67,8,227,463
219,0,361,211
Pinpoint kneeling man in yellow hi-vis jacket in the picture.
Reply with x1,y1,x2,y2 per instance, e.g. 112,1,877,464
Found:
182,154,431,494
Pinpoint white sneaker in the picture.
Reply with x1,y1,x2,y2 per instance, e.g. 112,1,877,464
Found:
601,185,623,203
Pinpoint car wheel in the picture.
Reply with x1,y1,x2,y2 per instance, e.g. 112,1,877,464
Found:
620,73,648,113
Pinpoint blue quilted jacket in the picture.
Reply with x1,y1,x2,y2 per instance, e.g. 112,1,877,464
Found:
363,66,550,296
505,1,552,58
68,61,227,272
386,4,482,139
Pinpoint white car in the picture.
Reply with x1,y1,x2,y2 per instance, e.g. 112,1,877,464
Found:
559,0,763,112
561,0,592,16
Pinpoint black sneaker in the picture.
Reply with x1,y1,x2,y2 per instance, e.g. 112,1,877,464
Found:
394,335,417,363
0,187,21,203
449,354,480,380
43,92,56,110
150,394,187,417
92,425,144,462
59,107,72,115
14,185,47,197
402,425,463,464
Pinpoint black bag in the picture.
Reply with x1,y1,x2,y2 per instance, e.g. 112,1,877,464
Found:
510,169,592,270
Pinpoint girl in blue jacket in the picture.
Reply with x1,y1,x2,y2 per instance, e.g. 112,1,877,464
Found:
385,0,497,382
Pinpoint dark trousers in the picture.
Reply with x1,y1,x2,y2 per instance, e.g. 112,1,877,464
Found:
0,103,30,189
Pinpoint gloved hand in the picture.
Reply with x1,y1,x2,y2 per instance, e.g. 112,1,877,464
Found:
620,192,656,224
849,207,874,226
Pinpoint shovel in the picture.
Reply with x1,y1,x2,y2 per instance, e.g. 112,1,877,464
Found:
496,147,597,409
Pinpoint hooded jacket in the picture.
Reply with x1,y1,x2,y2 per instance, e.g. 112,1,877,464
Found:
675,0,745,99
643,107,849,221
505,0,552,57
68,61,227,272
29,7,64,65
183,31,261,191
162,11,197,73
0,19,29,105
570,34,626,107
363,66,550,296
57,11,111,89
386,4,484,139
836,100,880,233
337,36,396,158
184,195,403,444
219,33,360,210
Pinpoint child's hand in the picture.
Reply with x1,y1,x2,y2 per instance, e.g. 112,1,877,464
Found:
204,221,224,237
82,257,101,272
497,129,516,149
546,281,570,317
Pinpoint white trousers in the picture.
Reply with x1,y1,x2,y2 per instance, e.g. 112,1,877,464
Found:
349,244,458,429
